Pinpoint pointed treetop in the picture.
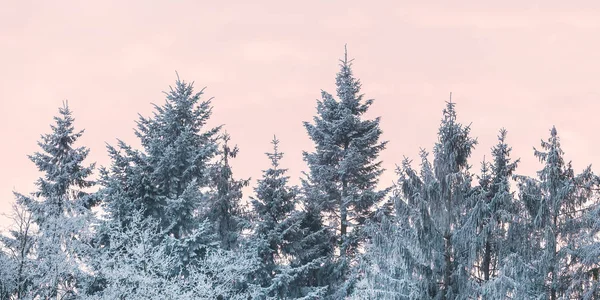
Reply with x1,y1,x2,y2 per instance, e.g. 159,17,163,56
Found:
53,100,76,133
222,131,231,143
442,93,457,124
271,134,279,150
538,126,561,152
498,127,508,140
61,99,70,112
340,44,355,67
41,100,85,154
267,135,283,169
222,131,237,157
56,99,72,121
335,44,366,113
344,44,348,64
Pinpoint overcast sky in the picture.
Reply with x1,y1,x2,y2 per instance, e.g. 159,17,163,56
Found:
1,0,599,228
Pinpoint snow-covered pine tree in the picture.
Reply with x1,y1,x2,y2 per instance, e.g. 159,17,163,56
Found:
395,97,478,299
511,126,597,299
14,102,96,299
247,136,329,299
568,175,600,299
249,136,299,297
97,75,221,275
205,132,250,251
462,129,520,298
302,46,390,296
93,75,259,297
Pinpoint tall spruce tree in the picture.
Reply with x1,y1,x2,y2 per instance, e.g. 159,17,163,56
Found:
302,46,389,296
396,98,478,299
511,126,597,299
352,98,479,299
14,102,96,299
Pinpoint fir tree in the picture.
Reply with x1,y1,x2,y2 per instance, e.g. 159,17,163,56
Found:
97,74,221,275
248,136,330,299
93,75,260,297
302,46,389,295
512,126,597,299
100,73,220,229
249,136,299,297
15,102,96,299
396,97,478,299
206,132,250,251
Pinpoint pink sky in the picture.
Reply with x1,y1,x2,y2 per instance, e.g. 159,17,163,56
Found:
1,1,599,228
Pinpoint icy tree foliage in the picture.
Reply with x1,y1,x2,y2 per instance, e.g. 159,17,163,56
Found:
0,203,36,299
350,193,429,300
7,103,97,299
569,184,600,299
100,75,220,236
390,98,478,299
351,98,481,300
88,209,260,300
97,75,222,273
462,129,520,298
302,46,390,297
509,126,599,299
91,75,257,298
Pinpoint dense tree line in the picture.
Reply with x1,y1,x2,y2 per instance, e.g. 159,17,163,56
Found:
1,48,599,299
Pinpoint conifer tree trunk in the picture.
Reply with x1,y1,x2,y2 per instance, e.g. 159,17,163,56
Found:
482,239,492,281
340,179,348,257
443,233,453,300
550,219,558,300
443,184,454,299
340,141,350,257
